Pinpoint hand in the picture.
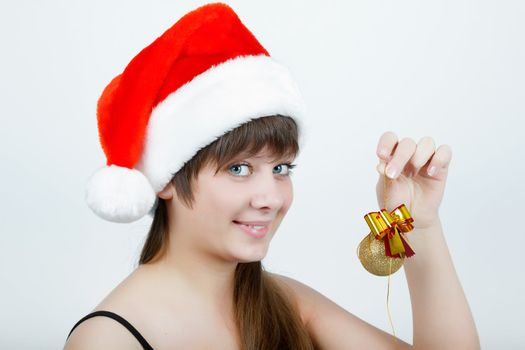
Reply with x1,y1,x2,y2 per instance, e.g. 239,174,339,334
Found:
375,132,452,230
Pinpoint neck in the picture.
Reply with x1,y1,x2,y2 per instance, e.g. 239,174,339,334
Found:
159,239,237,303
140,223,238,313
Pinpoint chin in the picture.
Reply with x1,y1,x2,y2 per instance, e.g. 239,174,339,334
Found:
236,256,265,263
233,247,269,263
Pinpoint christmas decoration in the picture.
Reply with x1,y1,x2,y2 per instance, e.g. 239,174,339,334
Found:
358,204,415,276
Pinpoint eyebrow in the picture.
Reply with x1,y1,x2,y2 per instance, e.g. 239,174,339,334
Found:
231,151,266,160
231,148,296,161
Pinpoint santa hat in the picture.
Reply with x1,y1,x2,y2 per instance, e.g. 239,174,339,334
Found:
85,2,306,223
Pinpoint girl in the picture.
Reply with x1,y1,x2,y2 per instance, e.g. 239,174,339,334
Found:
64,3,479,349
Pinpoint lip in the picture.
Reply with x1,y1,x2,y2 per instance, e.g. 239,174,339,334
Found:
233,220,272,226
233,220,271,239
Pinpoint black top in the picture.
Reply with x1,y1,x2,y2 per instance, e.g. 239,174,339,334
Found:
67,310,154,350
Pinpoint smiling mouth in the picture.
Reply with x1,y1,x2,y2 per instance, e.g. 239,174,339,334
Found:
232,220,270,238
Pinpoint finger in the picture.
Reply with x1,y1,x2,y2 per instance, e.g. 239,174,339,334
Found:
385,137,416,179
409,137,436,176
424,144,453,177
376,161,387,176
376,131,398,161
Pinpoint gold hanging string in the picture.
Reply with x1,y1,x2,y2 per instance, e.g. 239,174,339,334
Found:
355,164,398,338
387,257,397,340
383,165,398,341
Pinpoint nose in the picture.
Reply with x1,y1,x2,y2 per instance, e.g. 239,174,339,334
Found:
249,173,290,211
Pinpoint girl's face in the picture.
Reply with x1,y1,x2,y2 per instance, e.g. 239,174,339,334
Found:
169,148,295,263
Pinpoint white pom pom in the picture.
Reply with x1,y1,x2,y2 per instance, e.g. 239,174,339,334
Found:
85,165,156,223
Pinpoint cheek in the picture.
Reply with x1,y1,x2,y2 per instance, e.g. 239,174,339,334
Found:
274,182,294,219
198,182,246,219
283,182,294,208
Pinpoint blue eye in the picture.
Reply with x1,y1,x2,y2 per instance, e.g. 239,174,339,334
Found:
274,163,296,176
228,164,251,176
228,162,296,177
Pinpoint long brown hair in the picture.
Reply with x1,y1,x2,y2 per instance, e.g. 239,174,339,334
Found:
138,115,314,349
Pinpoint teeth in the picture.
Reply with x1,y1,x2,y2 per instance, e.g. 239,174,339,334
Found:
242,224,265,230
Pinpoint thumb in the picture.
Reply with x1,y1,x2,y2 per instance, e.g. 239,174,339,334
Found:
376,161,387,176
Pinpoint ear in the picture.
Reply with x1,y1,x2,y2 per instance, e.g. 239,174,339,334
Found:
157,182,175,200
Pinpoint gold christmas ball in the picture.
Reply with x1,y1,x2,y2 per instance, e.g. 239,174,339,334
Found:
358,233,404,276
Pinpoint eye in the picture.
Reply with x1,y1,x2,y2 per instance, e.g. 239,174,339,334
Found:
228,163,251,177
273,163,296,176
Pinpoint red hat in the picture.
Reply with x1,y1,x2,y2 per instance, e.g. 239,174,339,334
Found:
85,2,306,223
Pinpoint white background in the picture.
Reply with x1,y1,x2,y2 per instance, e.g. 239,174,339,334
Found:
1,0,523,349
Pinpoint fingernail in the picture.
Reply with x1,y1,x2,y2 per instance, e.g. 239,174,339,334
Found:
427,166,437,176
379,148,388,158
386,165,397,179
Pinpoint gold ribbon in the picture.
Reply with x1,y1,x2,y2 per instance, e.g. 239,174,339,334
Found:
364,204,415,257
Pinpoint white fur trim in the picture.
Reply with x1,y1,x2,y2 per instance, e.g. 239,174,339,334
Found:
85,165,156,223
137,55,307,193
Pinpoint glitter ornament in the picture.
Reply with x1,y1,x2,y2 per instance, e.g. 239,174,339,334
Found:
358,233,404,276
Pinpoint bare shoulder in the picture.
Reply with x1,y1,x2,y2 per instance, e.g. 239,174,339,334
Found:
64,315,144,350
269,272,413,350
268,272,316,324
64,269,151,350
65,265,228,350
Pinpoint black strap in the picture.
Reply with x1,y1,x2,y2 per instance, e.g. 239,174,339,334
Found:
67,310,154,350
